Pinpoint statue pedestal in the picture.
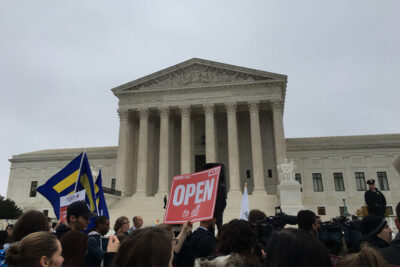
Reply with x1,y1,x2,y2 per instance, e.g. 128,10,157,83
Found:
277,181,304,216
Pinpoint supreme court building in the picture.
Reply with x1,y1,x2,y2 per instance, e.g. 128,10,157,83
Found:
6,58,400,224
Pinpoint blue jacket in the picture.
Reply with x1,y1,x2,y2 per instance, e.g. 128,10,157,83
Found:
84,231,108,267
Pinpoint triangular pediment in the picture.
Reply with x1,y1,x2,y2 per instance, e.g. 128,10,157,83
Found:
112,58,286,93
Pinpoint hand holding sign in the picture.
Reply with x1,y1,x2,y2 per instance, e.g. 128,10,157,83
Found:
164,166,221,224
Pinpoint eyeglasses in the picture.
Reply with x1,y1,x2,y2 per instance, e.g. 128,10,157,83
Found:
123,222,129,225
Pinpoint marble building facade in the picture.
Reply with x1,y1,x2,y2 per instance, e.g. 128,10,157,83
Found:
6,59,400,223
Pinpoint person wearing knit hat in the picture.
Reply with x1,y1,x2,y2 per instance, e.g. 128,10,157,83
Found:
360,215,392,249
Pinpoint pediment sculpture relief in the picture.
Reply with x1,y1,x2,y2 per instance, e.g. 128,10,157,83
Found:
130,63,270,90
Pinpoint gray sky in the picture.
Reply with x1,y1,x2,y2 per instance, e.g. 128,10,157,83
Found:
1,0,399,196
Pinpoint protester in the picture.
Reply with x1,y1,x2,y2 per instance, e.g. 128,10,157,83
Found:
0,231,7,250
85,216,110,267
6,231,64,267
248,210,267,224
175,218,217,267
111,226,173,267
56,201,95,239
337,246,388,267
196,219,260,267
113,216,130,235
297,210,317,234
5,225,13,238
380,202,400,266
12,210,50,242
265,228,332,267
129,215,144,232
60,230,88,267
157,220,192,254
365,179,387,217
360,215,392,249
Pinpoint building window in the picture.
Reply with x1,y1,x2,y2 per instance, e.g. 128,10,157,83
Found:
30,181,38,197
317,207,326,215
295,173,302,184
246,170,251,179
295,173,302,192
377,172,389,191
334,173,345,191
387,206,393,216
268,169,272,178
43,210,49,216
312,173,324,192
355,172,366,191
111,179,116,190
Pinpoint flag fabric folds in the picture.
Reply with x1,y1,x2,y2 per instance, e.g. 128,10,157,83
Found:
75,154,98,215
239,184,250,221
95,170,109,218
37,153,85,219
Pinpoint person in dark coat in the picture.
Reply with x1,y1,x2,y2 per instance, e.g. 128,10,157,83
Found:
174,218,217,267
85,216,110,267
364,179,387,217
380,202,400,266
360,215,392,250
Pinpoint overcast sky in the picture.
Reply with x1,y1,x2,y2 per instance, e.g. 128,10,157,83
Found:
1,0,399,196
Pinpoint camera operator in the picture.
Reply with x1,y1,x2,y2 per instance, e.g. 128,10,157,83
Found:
297,210,318,235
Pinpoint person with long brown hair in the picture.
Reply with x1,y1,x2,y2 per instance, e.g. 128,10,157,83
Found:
6,231,64,267
337,246,388,267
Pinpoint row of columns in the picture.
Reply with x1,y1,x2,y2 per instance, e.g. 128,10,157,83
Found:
116,100,286,196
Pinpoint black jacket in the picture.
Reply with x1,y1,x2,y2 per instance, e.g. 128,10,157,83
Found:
175,228,217,267
84,231,109,267
364,189,386,217
380,233,400,266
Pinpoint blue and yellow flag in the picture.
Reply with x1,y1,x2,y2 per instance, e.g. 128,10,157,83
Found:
37,153,85,219
95,170,109,218
75,154,98,215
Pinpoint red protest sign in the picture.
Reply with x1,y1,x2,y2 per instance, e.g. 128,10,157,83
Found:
163,166,221,224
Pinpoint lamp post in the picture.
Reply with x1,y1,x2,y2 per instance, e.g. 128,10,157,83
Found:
342,197,350,217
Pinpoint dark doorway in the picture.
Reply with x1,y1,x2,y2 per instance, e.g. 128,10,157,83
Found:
195,155,206,172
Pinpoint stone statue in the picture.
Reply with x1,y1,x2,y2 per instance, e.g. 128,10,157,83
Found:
277,158,296,183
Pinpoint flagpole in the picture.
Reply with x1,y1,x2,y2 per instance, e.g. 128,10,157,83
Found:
74,149,86,192
95,167,101,216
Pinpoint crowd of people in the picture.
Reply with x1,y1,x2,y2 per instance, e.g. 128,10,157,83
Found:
0,199,399,266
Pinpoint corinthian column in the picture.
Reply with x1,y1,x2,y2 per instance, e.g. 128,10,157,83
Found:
272,100,287,181
225,102,241,192
136,108,149,195
180,105,191,174
115,109,135,196
157,107,169,195
203,103,216,163
249,101,265,192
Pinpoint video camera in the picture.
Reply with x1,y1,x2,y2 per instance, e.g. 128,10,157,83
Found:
252,206,298,255
319,215,361,255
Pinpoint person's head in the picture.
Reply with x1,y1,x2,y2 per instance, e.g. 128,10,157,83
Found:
337,246,387,267
297,210,317,232
95,216,110,236
0,230,8,249
66,201,94,231
12,210,50,242
217,219,257,256
133,216,144,229
6,224,13,236
112,226,173,267
316,216,322,231
6,231,63,267
60,230,88,267
265,228,331,267
395,201,400,230
367,179,376,190
248,209,267,224
200,218,216,233
361,215,392,243
114,216,130,234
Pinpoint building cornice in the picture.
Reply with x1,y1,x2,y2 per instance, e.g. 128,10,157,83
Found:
286,134,400,151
